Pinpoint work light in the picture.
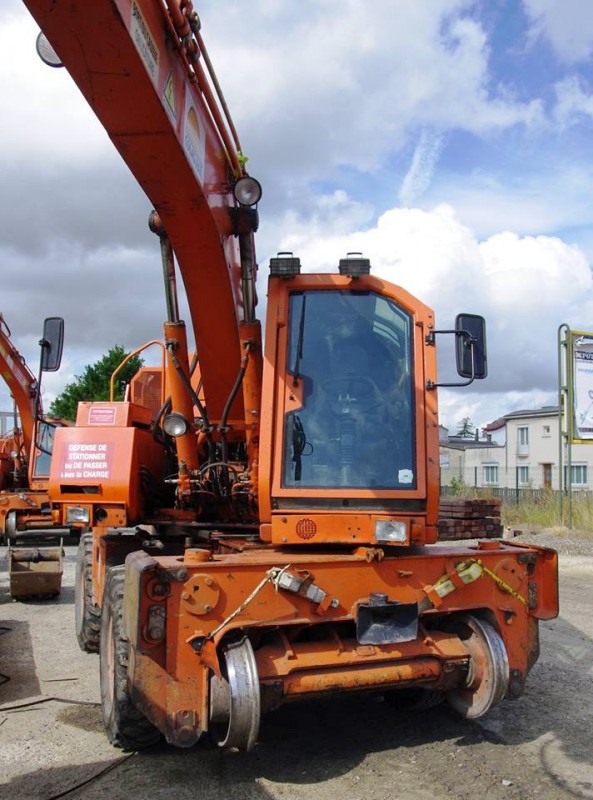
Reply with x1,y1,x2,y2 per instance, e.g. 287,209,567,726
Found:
163,413,189,437
36,32,63,68
233,176,262,207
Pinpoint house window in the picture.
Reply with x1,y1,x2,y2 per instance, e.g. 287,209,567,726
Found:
542,425,551,437
564,464,588,486
518,427,529,446
483,464,499,485
517,466,529,485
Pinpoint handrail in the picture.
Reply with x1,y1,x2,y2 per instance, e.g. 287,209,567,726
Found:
109,340,166,403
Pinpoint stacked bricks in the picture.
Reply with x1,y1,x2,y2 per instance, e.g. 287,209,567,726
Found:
437,497,503,541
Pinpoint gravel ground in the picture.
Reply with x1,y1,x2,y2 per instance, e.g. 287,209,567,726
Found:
438,524,593,556
504,525,593,556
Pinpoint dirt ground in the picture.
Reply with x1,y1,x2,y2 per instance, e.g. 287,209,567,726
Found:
1,536,592,800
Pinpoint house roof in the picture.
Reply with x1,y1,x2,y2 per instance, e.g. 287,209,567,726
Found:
483,418,505,432
502,406,558,421
482,406,558,429
441,436,502,451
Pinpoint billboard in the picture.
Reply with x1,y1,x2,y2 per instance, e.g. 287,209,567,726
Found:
571,331,593,442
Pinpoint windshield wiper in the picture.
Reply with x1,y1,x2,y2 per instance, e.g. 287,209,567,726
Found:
292,295,307,387
291,414,307,481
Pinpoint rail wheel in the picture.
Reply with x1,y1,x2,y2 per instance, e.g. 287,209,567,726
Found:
444,613,509,719
74,533,101,653
209,636,261,751
99,566,161,750
4,510,17,545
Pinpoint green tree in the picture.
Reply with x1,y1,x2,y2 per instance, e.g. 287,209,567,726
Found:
49,346,144,421
456,416,475,438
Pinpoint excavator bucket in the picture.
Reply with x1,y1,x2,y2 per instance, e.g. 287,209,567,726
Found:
8,541,64,599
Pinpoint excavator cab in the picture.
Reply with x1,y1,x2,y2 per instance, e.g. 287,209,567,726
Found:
260,261,439,546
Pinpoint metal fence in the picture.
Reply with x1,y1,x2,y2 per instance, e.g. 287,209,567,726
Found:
440,484,593,507
439,462,593,494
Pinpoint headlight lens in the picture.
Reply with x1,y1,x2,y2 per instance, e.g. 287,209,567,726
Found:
36,31,63,68
163,413,189,437
233,176,262,206
66,505,90,524
374,519,407,544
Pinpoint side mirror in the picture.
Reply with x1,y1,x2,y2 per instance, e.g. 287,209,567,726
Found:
40,317,64,372
456,314,487,380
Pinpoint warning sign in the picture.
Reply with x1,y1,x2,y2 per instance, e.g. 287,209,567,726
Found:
130,0,159,86
183,89,206,184
59,442,114,480
163,71,176,123
89,406,117,425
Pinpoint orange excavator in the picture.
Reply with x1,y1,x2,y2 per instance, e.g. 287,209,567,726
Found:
0,312,36,493
0,313,66,543
23,1,558,751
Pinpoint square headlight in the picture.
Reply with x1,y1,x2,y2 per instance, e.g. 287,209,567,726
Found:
65,505,90,524
374,519,407,544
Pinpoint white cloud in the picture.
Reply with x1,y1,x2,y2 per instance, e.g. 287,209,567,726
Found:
399,129,446,207
272,200,593,426
199,0,544,186
0,9,114,165
439,388,557,432
418,160,593,248
523,0,593,64
554,75,593,125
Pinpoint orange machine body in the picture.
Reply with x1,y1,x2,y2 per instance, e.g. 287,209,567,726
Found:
0,313,38,488
0,313,68,539
21,0,559,752
122,539,557,746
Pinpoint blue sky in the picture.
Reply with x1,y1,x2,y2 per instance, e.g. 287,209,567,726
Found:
2,0,593,433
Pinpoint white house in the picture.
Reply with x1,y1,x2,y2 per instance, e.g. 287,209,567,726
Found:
440,406,593,491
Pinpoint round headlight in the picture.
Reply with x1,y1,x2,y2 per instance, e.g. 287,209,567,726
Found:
36,31,64,68
233,176,262,207
163,413,189,437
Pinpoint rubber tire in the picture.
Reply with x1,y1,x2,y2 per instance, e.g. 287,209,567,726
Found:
74,533,101,653
99,566,161,750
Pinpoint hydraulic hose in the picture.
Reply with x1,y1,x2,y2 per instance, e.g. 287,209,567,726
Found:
168,348,215,466
219,344,252,467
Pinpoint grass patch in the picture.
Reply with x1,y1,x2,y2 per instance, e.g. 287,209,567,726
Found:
443,483,593,530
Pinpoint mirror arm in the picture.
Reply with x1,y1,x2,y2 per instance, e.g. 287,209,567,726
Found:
425,329,476,390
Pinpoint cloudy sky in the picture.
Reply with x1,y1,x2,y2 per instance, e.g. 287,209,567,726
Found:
2,0,593,433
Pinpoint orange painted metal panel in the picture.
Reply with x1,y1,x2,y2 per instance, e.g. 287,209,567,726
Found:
118,538,557,742
49,420,165,522
22,0,249,421
258,273,440,543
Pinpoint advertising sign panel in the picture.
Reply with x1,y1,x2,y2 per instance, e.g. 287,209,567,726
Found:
571,331,593,441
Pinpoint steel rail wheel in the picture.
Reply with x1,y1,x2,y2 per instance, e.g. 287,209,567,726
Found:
445,613,509,719
4,510,17,545
99,566,160,750
210,636,261,751
74,533,101,653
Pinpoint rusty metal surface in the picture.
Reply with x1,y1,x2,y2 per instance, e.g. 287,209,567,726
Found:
8,545,63,598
